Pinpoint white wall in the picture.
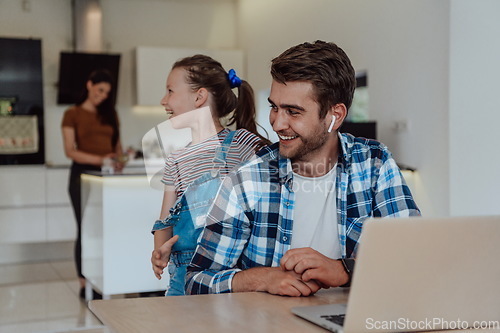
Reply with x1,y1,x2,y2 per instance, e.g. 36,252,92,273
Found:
449,0,500,216
238,0,450,217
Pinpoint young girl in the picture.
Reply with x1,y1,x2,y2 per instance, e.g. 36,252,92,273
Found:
150,55,269,296
61,69,124,298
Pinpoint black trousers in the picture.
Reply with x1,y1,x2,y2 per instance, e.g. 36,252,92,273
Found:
68,162,100,278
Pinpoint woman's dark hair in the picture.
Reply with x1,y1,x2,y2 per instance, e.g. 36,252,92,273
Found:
172,55,270,145
77,69,120,148
271,40,356,119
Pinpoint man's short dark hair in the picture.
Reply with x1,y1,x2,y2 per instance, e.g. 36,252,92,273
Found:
270,40,356,119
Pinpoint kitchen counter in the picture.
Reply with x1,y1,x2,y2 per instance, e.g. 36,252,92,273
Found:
80,170,167,299
83,167,147,177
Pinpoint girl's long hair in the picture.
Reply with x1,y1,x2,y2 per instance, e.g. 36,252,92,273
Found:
172,55,270,146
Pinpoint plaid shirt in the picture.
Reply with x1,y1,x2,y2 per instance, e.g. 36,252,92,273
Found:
186,133,420,294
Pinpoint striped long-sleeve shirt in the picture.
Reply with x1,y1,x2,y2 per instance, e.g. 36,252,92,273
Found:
186,133,421,294
162,128,265,197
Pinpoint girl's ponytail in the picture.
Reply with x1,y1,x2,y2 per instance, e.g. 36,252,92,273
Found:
231,80,270,146
173,56,270,146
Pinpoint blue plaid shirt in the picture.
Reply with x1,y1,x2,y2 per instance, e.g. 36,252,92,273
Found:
186,133,420,294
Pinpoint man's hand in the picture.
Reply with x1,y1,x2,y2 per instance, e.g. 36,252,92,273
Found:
151,235,179,279
232,266,321,296
265,268,322,296
280,247,349,288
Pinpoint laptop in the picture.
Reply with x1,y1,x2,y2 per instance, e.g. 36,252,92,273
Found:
292,215,500,332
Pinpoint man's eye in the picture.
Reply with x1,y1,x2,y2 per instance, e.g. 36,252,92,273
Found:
269,104,277,111
287,109,299,116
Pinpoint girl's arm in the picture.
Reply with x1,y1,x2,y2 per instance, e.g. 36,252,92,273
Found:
151,187,178,279
154,186,178,247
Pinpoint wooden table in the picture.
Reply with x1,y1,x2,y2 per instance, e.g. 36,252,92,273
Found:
89,289,349,333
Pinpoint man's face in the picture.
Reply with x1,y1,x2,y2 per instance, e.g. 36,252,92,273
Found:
268,80,330,162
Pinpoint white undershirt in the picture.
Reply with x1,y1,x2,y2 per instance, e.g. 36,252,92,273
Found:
290,164,341,259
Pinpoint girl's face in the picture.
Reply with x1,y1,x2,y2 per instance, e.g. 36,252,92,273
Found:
160,67,198,118
86,81,111,107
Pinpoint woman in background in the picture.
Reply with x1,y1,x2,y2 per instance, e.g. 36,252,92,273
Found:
61,69,123,298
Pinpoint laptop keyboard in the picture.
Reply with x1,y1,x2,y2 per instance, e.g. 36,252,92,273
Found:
321,314,345,326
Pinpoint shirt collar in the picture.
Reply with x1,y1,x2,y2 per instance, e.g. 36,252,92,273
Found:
337,132,351,168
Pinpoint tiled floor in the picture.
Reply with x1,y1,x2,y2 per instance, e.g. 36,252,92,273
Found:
0,260,111,333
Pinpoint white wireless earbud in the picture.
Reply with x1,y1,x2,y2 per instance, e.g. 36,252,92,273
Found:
328,115,336,133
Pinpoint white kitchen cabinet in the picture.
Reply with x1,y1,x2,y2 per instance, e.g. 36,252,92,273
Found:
0,166,74,247
46,206,75,241
0,207,46,243
0,166,46,206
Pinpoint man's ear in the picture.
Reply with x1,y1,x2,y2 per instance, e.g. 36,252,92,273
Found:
326,104,347,132
194,88,209,108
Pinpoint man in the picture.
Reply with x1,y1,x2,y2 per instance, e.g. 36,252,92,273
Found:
184,40,420,296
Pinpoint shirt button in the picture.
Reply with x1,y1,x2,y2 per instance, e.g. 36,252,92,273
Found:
285,201,290,206
283,236,288,242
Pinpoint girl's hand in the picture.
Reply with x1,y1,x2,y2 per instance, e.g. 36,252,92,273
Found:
151,235,179,279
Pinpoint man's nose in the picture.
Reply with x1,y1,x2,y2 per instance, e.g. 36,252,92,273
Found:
271,110,288,132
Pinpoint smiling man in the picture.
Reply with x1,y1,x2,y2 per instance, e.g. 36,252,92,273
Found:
185,41,420,296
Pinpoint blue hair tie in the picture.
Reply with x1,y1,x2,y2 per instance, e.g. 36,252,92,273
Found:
227,69,242,89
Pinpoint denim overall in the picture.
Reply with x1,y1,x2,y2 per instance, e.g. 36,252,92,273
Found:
155,131,236,296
